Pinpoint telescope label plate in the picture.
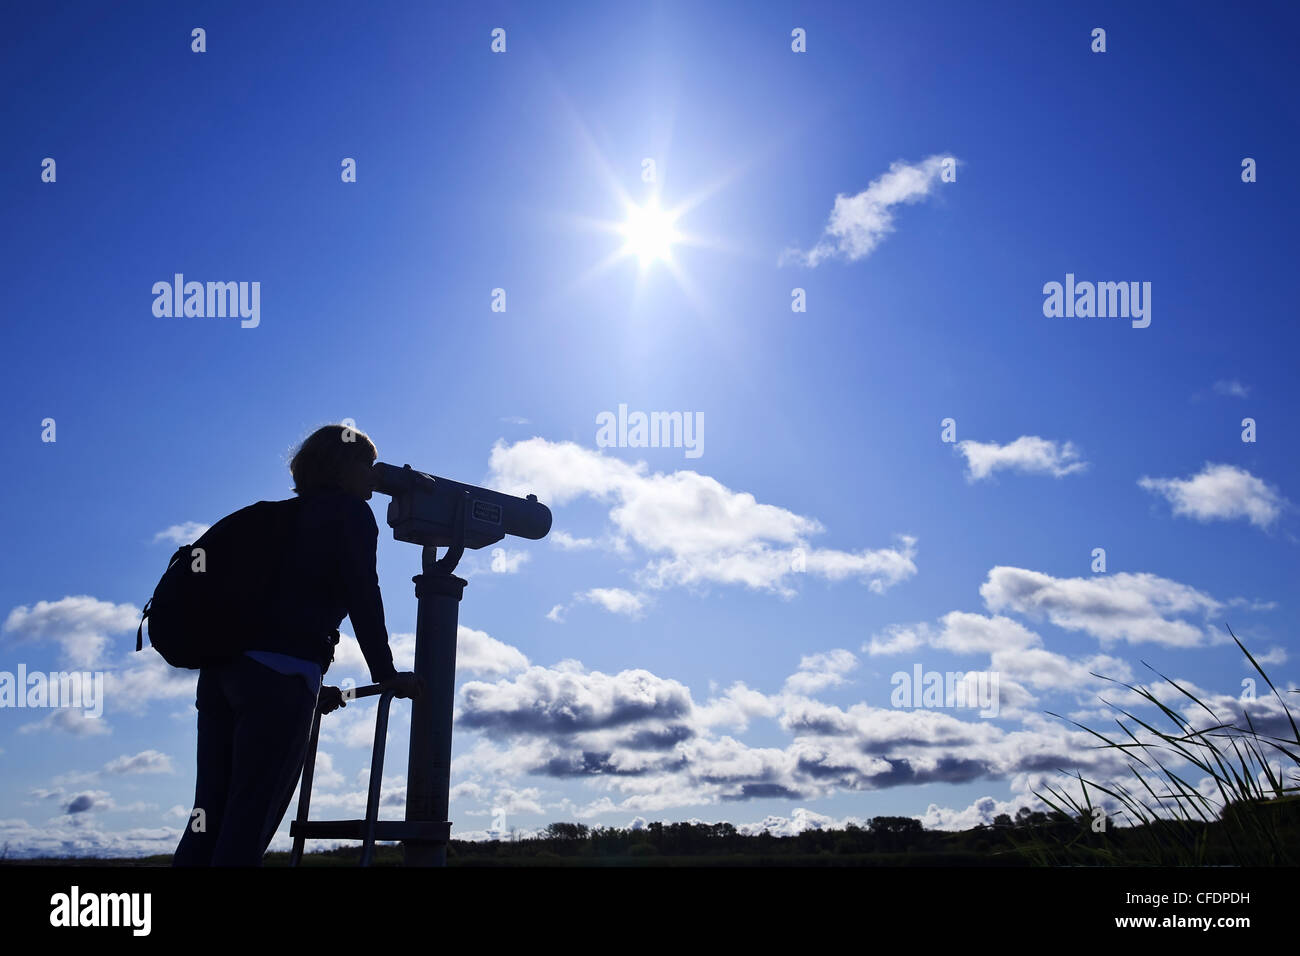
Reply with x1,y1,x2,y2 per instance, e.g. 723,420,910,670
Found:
472,500,502,525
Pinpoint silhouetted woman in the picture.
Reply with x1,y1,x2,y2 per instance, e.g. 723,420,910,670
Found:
173,424,423,866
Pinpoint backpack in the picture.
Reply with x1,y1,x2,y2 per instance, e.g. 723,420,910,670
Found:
136,497,303,669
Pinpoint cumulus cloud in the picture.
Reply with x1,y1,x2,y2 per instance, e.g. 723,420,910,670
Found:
928,612,1042,654
4,554,1280,854
103,750,174,775
783,650,858,695
459,664,693,738
455,626,530,677
955,436,1087,482
327,625,523,680
692,682,782,733
63,790,111,815
1139,463,1288,530
980,567,1221,647
446,635,1137,816
17,708,112,737
309,750,345,790
735,807,852,837
289,775,407,821
0,815,184,860
864,623,929,656
439,565,1227,814
781,155,956,267
918,795,1023,831
862,611,1128,709
3,595,141,669
488,787,544,817
485,438,917,600
449,781,491,803
1254,646,1287,666
578,588,646,618
550,531,597,550
103,650,197,716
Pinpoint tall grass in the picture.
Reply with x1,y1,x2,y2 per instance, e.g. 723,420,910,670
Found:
1009,625,1300,865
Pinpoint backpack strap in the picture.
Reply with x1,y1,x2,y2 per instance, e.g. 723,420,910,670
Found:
136,597,151,652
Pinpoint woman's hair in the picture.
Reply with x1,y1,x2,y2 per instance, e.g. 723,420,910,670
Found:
289,424,377,495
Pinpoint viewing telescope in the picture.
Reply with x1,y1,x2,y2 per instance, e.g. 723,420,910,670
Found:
371,462,551,550
293,462,552,867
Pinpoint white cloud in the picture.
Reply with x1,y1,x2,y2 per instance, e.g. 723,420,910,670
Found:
693,682,781,733
1139,463,1288,530
103,750,174,775
865,612,1128,713
456,625,530,677
458,663,692,737
443,629,1139,819
103,650,197,715
918,795,1021,831
449,781,491,803
314,624,531,697
1212,380,1250,398
578,588,646,617
327,629,415,677
309,750,345,790
783,650,858,694
545,604,566,623
3,595,141,669
0,815,184,860
4,556,1278,855
486,439,916,600
550,531,597,550
955,436,1087,481
152,522,209,546
17,708,112,737
864,623,930,656
930,612,1041,653
1253,646,1287,666
490,787,545,817
980,567,1221,647
735,807,852,837
782,155,956,267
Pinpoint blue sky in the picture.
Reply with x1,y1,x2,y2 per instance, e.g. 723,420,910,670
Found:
1,0,1298,856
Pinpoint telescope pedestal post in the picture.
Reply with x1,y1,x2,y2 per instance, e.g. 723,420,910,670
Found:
403,545,466,867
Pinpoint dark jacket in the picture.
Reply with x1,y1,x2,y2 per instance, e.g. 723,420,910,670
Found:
256,489,399,684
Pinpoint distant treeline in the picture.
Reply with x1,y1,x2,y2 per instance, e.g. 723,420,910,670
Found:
440,808,1069,860
272,797,1300,866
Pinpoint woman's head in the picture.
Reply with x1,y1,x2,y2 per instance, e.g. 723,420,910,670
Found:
289,424,378,498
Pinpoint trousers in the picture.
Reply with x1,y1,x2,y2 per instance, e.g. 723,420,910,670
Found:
172,652,319,866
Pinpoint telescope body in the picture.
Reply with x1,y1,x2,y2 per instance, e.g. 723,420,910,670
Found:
371,462,551,549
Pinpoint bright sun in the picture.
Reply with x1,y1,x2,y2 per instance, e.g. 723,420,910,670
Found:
618,198,681,267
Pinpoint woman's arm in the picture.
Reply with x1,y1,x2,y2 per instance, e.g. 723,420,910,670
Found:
338,495,400,685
